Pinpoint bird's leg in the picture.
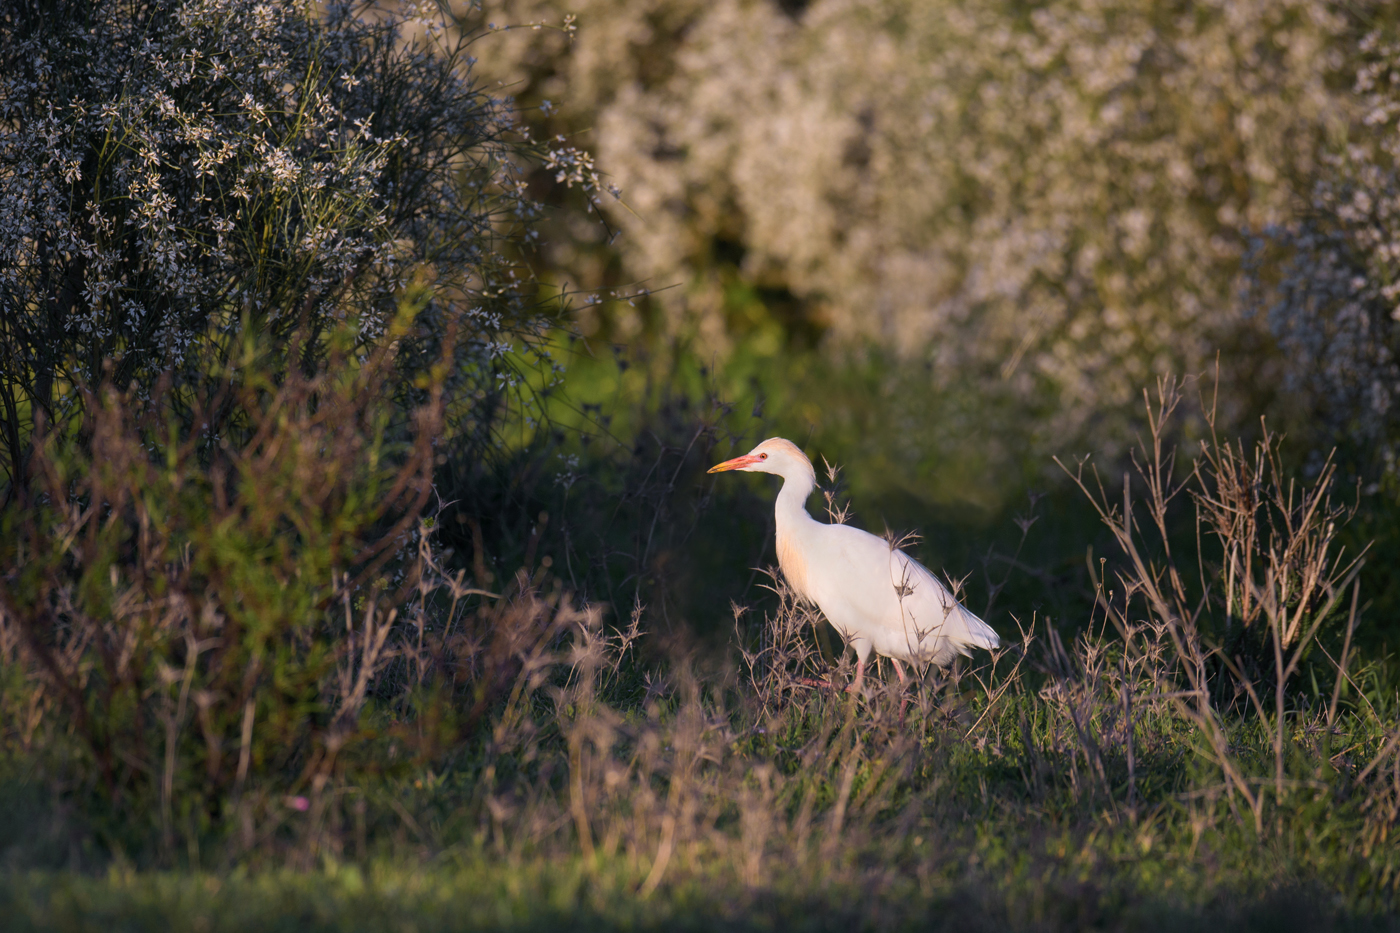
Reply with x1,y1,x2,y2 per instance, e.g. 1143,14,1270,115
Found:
845,657,866,694
890,658,910,722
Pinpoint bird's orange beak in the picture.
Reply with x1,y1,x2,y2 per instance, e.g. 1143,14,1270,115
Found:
707,453,761,474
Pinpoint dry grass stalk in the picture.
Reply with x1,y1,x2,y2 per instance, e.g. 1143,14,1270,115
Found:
1059,376,1368,829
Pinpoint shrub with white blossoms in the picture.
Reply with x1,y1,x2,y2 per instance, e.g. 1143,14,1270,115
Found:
0,0,602,489
465,0,1362,456
1246,26,1400,472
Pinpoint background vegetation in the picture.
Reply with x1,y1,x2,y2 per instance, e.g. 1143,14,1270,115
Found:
3,0,1400,928
458,0,1400,642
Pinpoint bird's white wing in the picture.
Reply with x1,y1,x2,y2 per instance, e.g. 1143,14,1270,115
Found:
891,549,1001,660
803,523,1000,666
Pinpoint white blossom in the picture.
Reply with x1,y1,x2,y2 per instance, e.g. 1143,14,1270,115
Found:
0,0,595,485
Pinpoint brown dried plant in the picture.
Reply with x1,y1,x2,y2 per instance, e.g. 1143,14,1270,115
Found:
1058,376,1370,829
0,319,446,862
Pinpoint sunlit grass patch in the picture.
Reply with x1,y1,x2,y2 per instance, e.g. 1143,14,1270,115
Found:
0,836,1393,933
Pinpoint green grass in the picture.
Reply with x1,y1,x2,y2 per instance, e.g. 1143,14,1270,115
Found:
3,821,1397,932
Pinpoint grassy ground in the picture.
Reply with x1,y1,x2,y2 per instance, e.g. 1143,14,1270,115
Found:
4,634,1399,932
3,856,1396,933
4,735,1399,933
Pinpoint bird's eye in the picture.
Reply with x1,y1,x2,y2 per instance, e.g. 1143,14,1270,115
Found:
759,453,768,460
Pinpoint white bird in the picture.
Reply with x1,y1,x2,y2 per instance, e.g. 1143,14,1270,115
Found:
709,437,1001,692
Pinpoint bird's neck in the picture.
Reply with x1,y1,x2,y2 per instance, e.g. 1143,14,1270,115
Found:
774,468,818,530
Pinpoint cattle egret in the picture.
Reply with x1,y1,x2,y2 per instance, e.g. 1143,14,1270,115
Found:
709,437,1001,692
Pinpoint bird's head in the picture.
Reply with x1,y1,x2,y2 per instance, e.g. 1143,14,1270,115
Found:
708,437,814,482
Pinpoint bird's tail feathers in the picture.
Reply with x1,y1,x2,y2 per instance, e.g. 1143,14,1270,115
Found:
954,605,1002,650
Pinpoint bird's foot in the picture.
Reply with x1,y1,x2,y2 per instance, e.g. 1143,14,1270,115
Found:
845,659,866,695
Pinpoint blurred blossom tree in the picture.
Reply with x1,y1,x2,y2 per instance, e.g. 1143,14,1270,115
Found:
1246,27,1400,474
0,0,605,495
1236,25,1400,624
466,0,1365,457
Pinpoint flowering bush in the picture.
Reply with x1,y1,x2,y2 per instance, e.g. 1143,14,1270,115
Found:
0,0,601,492
0,0,614,860
467,0,1360,452
1246,26,1400,470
